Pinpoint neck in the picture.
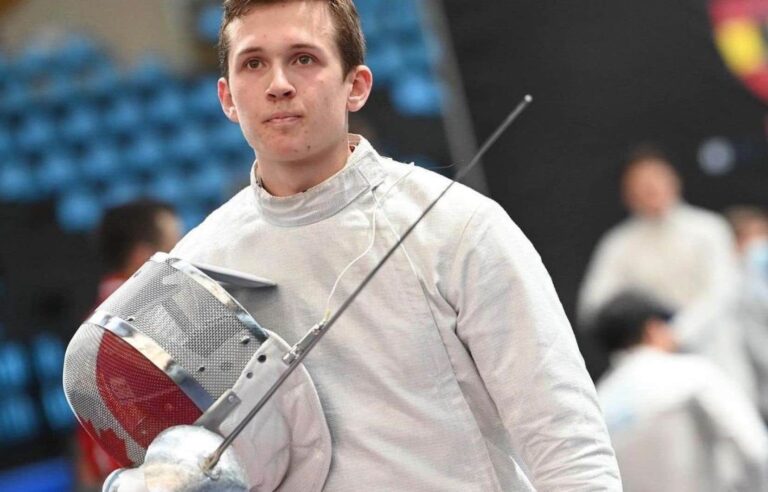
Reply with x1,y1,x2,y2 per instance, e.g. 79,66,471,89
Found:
257,137,352,197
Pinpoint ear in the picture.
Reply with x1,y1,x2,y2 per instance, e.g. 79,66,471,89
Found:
346,65,373,113
218,77,240,123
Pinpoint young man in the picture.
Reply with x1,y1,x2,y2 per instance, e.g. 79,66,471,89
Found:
594,291,768,492
171,1,620,489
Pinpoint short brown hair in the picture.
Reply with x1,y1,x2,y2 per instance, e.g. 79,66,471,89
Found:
625,143,671,168
217,0,366,78
97,199,176,271
622,143,679,178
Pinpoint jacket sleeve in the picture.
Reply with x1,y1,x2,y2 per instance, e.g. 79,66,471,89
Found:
446,200,622,491
576,229,627,327
693,361,768,491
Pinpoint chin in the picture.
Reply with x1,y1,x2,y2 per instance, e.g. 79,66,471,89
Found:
253,135,306,157
263,146,315,164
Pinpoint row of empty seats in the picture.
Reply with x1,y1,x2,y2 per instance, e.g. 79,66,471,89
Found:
0,331,74,444
0,37,253,231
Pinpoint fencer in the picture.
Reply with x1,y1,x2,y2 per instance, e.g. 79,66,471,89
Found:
67,0,622,490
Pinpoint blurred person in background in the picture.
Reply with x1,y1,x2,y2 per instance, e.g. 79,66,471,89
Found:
93,199,182,304
727,205,768,303
595,291,768,492
726,206,768,421
577,144,755,399
75,199,181,492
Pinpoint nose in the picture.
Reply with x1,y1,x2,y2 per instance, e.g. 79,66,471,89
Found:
265,67,295,100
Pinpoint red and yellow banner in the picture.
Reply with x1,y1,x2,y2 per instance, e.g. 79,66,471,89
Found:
710,0,768,102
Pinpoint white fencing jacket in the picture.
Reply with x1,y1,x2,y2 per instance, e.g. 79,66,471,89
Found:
172,135,621,491
598,347,768,492
578,202,739,322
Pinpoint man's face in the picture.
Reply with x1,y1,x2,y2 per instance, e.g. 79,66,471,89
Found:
217,1,370,166
622,159,681,219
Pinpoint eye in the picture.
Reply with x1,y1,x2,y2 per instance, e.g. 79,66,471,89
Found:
295,54,314,66
245,58,262,69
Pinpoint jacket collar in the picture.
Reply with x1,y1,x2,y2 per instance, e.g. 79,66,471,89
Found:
250,135,385,227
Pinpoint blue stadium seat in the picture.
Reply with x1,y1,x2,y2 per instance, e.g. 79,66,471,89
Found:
36,152,78,196
189,76,222,120
0,160,37,202
391,73,443,117
381,0,421,34
178,203,208,232
82,141,121,182
60,105,101,144
0,80,29,115
105,95,143,136
365,43,401,87
355,0,381,22
15,43,53,81
358,4,382,43
0,51,8,80
170,123,207,162
147,171,186,205
187,163,228,202
59,35,108,75
0,457,74,492
41,384,75,431
82,64,122,102
146,86,186,127
0,342,30,390
127,131,165,172
0,394,39,444
56,188,102,232
31,333,65,382
38,73,78,109
0,127,13,157
16,113,55,153
401,36,434,73
211,121,246,154
126,56,171,98
101,178,143,208
197,3,222,42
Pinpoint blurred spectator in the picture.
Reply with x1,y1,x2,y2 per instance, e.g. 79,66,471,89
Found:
727,206,768,302
595,291,768,492
726,206,768,420
75,199,181,491
578,144,754,397
93,199,181,302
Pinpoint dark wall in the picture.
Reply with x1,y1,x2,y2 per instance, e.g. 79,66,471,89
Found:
444,0,768,338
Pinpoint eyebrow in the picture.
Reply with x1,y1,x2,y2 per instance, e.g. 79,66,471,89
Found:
235,43,323,58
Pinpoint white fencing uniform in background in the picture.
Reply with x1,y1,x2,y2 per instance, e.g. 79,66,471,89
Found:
598,347,768,492
740,239,768,418
578,204,757,399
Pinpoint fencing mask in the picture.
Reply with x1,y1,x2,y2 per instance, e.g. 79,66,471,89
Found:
63,253,331,491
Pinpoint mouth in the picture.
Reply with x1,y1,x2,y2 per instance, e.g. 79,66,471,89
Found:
264,113,302,124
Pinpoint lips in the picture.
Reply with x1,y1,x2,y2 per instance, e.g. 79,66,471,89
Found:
264,112,302,124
